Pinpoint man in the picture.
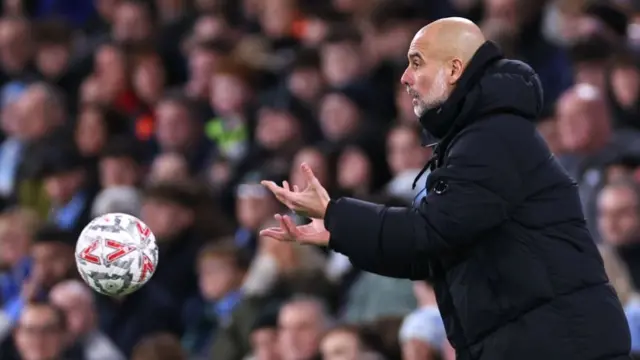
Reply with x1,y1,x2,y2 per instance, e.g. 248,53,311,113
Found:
597,180,640,289
278,296,332,360
49,280,124,360
11,302,77,360
261,18,631,359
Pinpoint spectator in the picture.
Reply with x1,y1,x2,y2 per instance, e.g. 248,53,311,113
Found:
91,186,143,217
245,308,280,360
398,281,446,360
141,181,202,303
182,242,250,358
2,225,77,326
234,173,284,252
385,123,431,202
40,142,98,234
557,83,640,240
598,179,640,288
0,208,39,306
49,280,125,360
10,301,80,360
320,325,385,360
154,92,211,173
206,59,256,163
278,295,332,360
131,333,187,360
148,152,190,184
598,245,640,356
93,280,181,357
74,104,129,160
98,137,144,189
0,16,33,79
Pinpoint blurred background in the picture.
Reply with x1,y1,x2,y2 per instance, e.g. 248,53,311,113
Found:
1,0,640,359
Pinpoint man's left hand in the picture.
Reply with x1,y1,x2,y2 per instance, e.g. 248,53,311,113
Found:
261,163,331,219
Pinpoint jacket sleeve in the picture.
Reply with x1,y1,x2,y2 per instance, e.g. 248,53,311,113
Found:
326,125,522,279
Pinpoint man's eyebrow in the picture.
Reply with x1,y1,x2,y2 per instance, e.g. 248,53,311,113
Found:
408,52,423,61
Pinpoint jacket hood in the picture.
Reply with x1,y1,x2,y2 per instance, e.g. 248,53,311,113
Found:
419,41,544,140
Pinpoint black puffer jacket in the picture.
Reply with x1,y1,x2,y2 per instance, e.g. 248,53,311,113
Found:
326,41,631,360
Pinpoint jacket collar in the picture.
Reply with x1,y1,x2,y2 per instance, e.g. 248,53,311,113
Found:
419,41,504,139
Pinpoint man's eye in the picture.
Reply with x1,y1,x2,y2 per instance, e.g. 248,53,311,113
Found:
412,62,420,68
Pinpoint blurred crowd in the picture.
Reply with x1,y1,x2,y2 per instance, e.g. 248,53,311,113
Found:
1,0,640,359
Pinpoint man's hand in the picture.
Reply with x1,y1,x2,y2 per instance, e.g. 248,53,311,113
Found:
261,163,331,219
259,214,330,246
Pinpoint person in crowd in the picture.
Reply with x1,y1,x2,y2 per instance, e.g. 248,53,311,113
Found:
278,295,332,360
399,281,446,360
49,280,125,360
2,225,76,327
0,208,39,307
154,92,211,173
148,152,190,184
598,244,640,356
244,308,280,360
557,82,640,240
598,179,640,289
39,141,98,234
182,242,250,358
131,333,187,360
141,181,203,304
385,123,432,202
10,301,81,360
91,186,143,218
320,324,385,360
98,136,145,189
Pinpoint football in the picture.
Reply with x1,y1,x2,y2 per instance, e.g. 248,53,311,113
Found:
75,213,158,296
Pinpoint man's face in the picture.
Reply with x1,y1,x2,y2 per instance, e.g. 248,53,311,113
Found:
14,88,52,141
133,56,165,105
319,94,361,141
556,94,606,152
387,128,429,175
141,200,193,239
321,42,361,87
49,292,93,340
287,68,323,103
76,108,107,157
278,302,323,360
255,109,300,151
235,185,278,231
251,328,280,360
598,186,640,246
320,330,360,360
198,256,243,301
100,156,139,188
112,2,152,43
155,101,193,152
400,29,460,118
31,242,73,288
209,74,248,115
15,305,65,360
44,170,84,205
35,44,70,79
0,19,31,73
611,65,640,108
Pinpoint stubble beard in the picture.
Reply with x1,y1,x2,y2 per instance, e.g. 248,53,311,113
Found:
413,68,449,118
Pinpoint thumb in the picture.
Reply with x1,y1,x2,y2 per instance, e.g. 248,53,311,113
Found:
301,163,321,189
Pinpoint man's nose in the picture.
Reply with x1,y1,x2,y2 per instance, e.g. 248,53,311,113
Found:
400,68,411,86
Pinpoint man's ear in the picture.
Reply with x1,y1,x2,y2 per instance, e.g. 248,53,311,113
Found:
448,58,464,84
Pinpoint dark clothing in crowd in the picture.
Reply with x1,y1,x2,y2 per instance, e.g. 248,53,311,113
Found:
325,42,631,359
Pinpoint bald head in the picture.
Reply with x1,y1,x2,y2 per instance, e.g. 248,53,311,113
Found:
401,18,485,117
412,17,486,65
